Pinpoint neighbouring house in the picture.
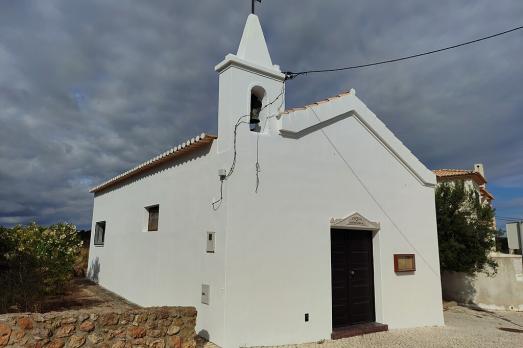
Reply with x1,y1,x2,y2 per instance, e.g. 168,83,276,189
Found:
87,14,444,347
435,164,523,311
433,164,495,208
433,164,496,230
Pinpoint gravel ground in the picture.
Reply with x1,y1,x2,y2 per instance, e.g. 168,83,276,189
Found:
199,305,523,348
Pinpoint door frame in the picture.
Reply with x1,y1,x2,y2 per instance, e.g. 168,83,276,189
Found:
329,212,382,328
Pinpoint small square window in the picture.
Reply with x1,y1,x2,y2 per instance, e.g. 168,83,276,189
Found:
94,221,106,246
146,205,159,232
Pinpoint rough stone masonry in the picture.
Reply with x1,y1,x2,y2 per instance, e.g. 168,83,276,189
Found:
0,306,196,348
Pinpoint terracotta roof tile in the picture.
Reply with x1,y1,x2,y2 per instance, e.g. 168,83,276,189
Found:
432,169,474,177
480,187,495,200
90,133,217,194
432,169,487,185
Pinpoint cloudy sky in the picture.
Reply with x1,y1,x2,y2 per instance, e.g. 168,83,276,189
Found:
1,0,522,229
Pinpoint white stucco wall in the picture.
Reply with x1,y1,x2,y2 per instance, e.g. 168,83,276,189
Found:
220,98,443,347
88,144,230,344
88,13,443,348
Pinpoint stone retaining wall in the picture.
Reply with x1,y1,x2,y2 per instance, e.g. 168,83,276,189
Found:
0,307,197,348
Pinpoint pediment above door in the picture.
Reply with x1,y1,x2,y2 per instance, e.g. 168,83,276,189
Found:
330,212,380,231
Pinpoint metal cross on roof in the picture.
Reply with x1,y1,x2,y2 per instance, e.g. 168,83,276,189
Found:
252,0,261,14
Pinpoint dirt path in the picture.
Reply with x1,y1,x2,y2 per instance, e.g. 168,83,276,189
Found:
44,278,138,312
3,278,138,314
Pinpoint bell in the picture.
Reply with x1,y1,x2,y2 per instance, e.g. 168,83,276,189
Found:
249,108,260,131
250,108,261,125
250,94,262,126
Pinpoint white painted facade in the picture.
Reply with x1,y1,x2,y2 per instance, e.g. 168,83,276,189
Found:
88,15,444,348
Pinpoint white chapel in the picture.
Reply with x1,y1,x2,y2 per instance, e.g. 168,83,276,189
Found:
88,14,444,348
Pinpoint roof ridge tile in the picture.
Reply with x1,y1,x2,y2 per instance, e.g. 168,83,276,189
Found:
90,133,217,193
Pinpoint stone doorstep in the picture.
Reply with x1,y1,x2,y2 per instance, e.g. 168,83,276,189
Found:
331,322,388,339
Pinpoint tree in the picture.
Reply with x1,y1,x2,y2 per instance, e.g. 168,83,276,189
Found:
435,181,498,276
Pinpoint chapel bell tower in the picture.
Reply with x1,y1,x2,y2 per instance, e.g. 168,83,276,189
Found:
215,14,285,152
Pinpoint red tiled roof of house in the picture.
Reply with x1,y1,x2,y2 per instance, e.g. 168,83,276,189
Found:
432,169,472,177
480,187,494,201
432,168,493,200
432,169,487,185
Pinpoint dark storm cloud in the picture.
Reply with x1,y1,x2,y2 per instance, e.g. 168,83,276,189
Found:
1,0,522,228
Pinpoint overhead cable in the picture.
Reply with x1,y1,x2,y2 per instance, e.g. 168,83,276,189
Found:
284,25,523,80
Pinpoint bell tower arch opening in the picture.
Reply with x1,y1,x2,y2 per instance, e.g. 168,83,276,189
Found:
249,86,266,132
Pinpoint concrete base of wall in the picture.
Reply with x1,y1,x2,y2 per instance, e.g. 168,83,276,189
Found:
441,253,523,311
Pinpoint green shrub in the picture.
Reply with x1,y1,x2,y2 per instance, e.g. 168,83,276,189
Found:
74,245,90,278
435,181,498,276
0,222,83,313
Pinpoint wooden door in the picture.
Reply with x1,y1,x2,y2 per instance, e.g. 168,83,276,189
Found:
331,229,375,327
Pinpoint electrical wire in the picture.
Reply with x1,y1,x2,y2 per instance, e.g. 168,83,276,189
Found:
255,83,286,193
255,133,261,193
210,116,249,209
212,83,286,207
211,180,224,210
496,216,523,221
496,217,522,223
284,25,523,80
226,84,286,181
225,118,250,180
